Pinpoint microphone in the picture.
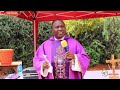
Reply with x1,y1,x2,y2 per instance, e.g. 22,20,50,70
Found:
61,40,70,62
61,40,68,52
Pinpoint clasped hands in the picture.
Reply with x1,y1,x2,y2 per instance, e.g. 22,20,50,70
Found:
43,51,75,69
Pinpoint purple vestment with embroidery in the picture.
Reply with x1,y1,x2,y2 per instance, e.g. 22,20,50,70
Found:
51,40,69,79
33,35,90,79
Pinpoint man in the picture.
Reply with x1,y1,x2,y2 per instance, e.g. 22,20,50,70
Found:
33,19,90,79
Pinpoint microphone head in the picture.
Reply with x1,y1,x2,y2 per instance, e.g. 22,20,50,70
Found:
61,40,68,48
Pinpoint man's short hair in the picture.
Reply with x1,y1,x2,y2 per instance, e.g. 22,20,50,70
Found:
52,19,65,27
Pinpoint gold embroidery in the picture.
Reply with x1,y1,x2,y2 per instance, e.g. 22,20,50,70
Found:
54,45,67,79
56,46,64,55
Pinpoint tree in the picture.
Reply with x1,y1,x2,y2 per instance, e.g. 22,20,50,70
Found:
64,18,104,39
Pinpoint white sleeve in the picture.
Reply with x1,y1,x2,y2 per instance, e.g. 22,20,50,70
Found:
71,54,82,72
40,61,53,77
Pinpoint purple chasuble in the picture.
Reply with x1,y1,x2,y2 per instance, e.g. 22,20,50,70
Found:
33,35,90,79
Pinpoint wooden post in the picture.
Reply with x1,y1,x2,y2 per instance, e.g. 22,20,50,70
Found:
118,54,120,59
106,54,120,79
118,54,120,68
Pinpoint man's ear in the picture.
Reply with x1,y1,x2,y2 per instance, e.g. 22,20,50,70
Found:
51,29,54,32
51,30,54,35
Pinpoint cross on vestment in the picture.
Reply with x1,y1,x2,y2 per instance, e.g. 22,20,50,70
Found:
106,54,120,79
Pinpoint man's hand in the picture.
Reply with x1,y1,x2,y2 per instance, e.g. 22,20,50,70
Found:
65,51,75,62
43,61,50,69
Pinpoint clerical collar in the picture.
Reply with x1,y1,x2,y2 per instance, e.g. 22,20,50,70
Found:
54,36,65,41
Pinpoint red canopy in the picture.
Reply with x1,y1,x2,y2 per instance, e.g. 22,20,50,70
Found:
1,11,119,21
0,11,120,55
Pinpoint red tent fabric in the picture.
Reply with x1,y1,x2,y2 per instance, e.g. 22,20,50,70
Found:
2,11,119,21
0,11,120,55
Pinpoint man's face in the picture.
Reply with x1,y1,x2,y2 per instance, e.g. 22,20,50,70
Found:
52,20,66,39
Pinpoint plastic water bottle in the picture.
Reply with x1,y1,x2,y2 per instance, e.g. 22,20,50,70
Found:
18,64,23,79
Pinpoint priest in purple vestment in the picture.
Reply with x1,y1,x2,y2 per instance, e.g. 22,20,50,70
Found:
33,19,90,79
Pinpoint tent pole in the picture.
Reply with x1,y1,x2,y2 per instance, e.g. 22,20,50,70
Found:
33,20,36,56
33,20,38,56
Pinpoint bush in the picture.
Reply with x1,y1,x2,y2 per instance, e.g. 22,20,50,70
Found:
0,15,52,68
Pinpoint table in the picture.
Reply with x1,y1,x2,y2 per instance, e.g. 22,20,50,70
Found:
0,61,22,77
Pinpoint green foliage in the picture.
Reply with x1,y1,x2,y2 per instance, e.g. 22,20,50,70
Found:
102,17,120,60
64,18,104,39
0,15,53,68
78,28,105,66
38,22,52,45
0,15,33,68
0,15,52,68
65,17,120,66
85,40,105,66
